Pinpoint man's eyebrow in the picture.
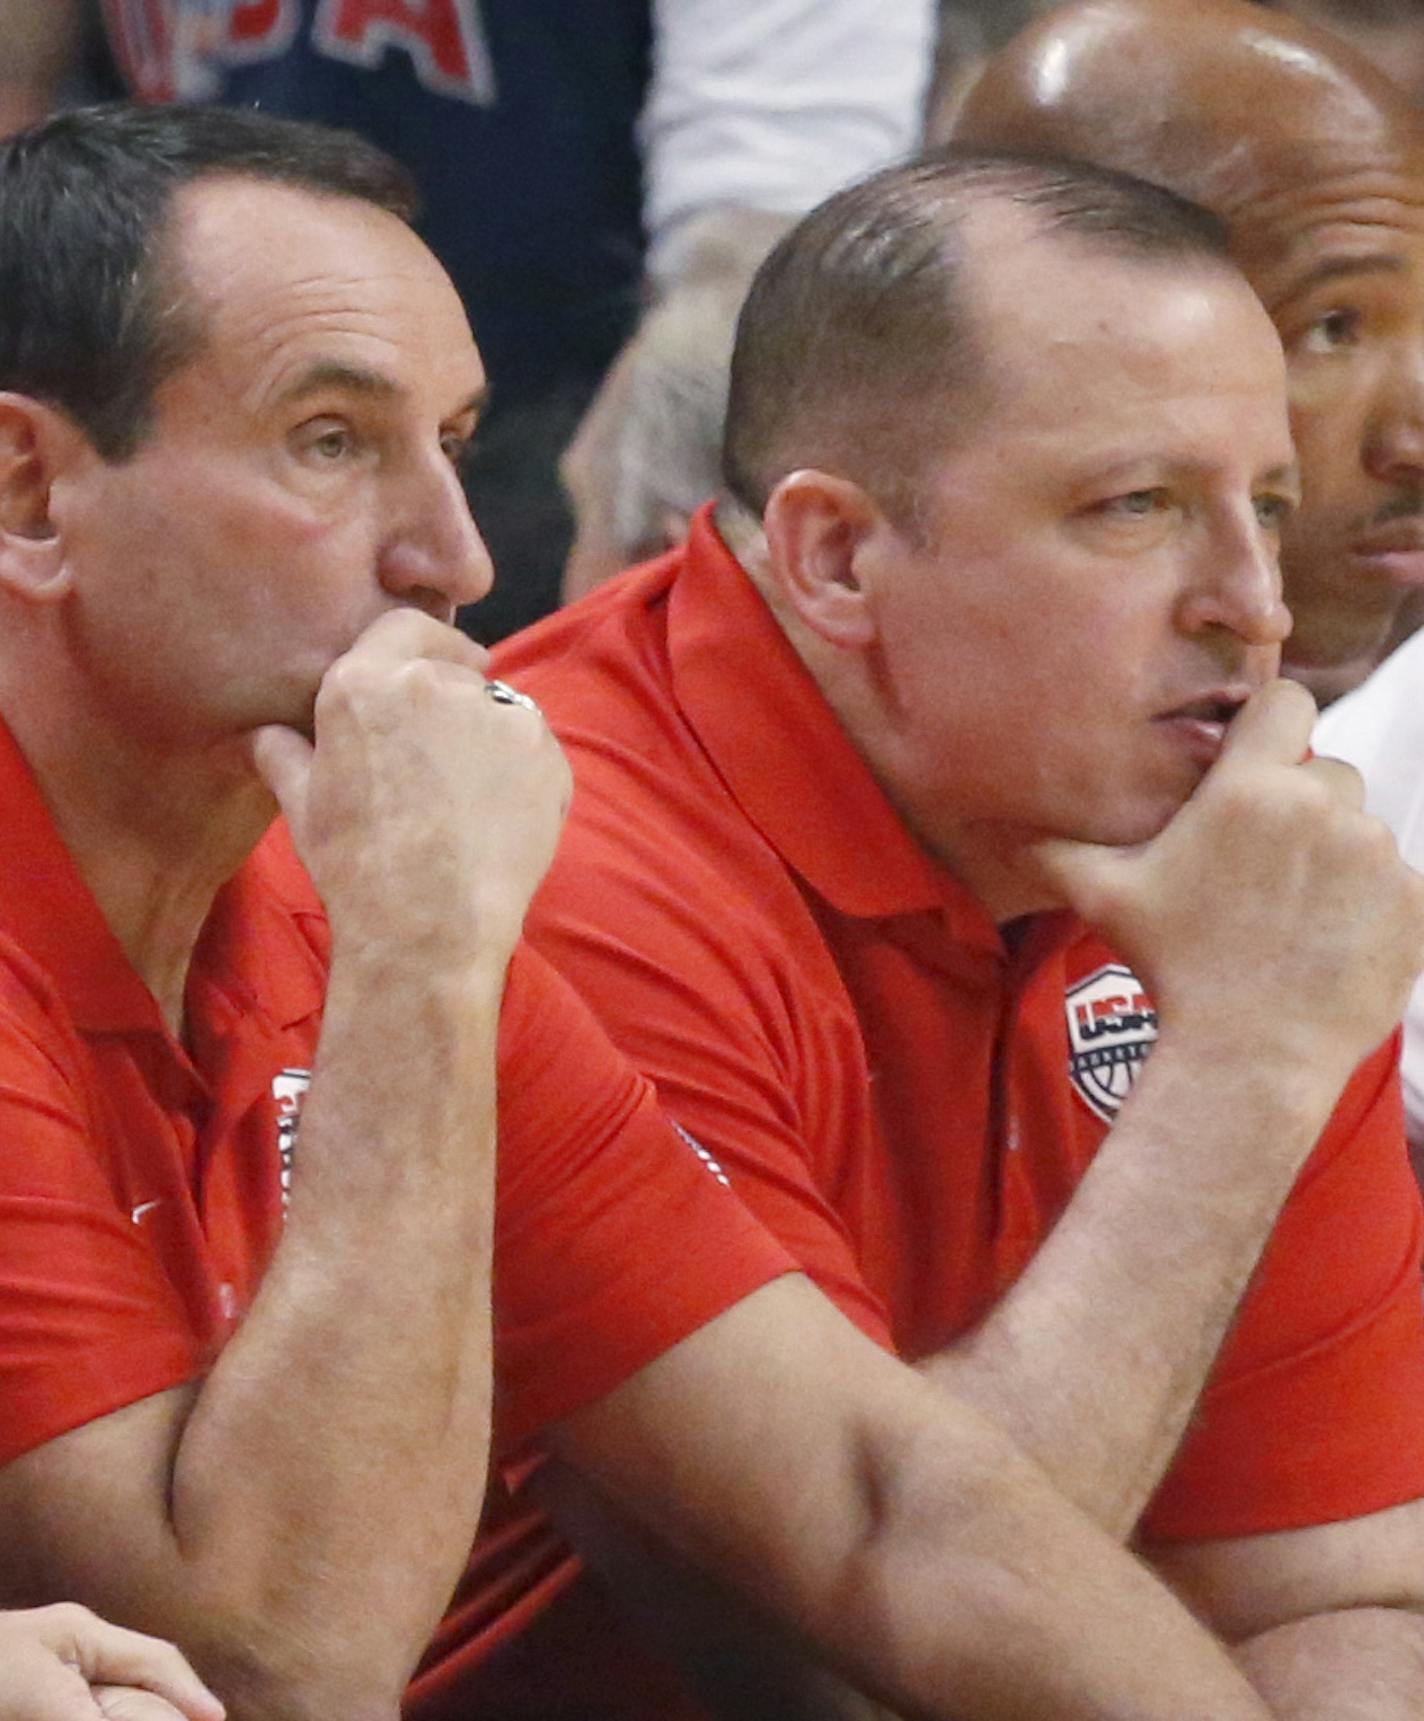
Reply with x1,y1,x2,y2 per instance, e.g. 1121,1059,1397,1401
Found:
274,361,402,406
273,364,488,421
1284,252,1407,296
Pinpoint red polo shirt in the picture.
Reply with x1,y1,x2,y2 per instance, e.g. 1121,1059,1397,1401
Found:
0,715,792,1715
496,504,1424,1545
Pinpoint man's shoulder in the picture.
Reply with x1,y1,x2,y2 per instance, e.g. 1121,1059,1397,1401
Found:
493,551,682,717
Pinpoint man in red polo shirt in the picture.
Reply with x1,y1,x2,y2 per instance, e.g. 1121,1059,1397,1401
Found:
1,102,1335,1721
496,151,1424,1710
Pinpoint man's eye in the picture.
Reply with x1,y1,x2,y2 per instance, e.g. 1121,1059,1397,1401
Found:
295,420,357,464
1254,492,1295,531
441,432,474,472
1299,308,1361,355
1102,489,1166,517
311,429,352,460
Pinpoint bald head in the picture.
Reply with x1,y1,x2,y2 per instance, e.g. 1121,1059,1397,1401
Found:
954,0,1419,253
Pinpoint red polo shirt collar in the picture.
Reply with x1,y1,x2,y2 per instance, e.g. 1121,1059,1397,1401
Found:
0,717,322,1037
668,506,1026,960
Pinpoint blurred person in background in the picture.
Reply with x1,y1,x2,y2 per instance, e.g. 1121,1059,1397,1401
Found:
559,207,790,603
1270,0,1424,106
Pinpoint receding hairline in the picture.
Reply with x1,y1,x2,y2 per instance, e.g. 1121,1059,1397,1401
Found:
136,168,442,418
721,149,1238,524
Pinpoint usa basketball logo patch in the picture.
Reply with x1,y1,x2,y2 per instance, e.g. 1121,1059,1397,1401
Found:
1065,964,1158,1124
272,1068,312,1213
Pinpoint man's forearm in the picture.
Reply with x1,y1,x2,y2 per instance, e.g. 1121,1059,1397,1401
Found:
833,1401,1276,1720
1235,1607,1424,1718
922,1029,1346,1540
167,949,506,1717
556,1280,1277,1721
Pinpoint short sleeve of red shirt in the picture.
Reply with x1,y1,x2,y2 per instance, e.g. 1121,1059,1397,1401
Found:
514,786,898,1353
0,947,203,1463
471,944,797,1451
1143,1032,1424,1541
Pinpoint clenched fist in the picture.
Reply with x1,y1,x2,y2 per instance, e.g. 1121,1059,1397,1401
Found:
250,610,572,972
1035,679,1424,1100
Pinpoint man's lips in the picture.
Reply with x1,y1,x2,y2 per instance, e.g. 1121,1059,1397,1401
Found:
1152,692,1251,762
1350,518,1424,585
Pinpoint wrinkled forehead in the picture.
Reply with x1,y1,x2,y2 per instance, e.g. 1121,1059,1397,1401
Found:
1223,134,1424,299
1181,32,1404,196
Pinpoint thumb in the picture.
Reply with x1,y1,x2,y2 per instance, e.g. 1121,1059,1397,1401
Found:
0,1655,105,1721
1028,833,1137,923
1210,678,1317,773
93,1689,194,1721
248,725,314,825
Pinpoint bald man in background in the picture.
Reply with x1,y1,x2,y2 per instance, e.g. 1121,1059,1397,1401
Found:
1272,0,1424,108
952,0,1424,706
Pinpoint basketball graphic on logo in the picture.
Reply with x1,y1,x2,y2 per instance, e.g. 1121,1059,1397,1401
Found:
1064,964,1159,1124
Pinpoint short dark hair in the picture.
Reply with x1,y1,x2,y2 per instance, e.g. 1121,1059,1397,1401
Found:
0,102,420,459
722,147,1232,522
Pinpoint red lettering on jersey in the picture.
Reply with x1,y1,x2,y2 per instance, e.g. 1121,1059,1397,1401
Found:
315,0,495,103
101,0,176,101
230,0,286,42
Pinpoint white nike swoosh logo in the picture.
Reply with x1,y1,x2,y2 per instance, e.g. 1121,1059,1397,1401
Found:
131,1200,162,1225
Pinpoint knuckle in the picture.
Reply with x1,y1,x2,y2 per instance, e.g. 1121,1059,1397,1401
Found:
1330,758,1365,800
45,1600,97,1630
1208,772,1265,822
315,653,374,707
1359,813,1402,861
395,656,447,698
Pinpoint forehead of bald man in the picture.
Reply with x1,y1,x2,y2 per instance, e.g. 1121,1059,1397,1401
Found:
952,0,1424,221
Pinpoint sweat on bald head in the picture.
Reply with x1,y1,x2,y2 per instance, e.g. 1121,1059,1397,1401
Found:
721,149,1233,532
950,0,1418,220
0,101,418,463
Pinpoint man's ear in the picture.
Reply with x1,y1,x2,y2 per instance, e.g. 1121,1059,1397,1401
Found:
762,470,887,649
0,393,87,602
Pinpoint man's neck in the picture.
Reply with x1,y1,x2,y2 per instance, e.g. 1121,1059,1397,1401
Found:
1,693,275,1034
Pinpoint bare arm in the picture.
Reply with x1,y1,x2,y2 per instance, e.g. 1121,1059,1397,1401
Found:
1151,1498,1424,1719
0,0,82,134
551,1274,1276,1721
0,614,571,1720
920,683,1424,1539
535,1459,897,1721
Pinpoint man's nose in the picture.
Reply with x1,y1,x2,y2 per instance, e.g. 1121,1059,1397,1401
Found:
1175,515,1292,647
1364,352,1424,490
379,452,494,617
